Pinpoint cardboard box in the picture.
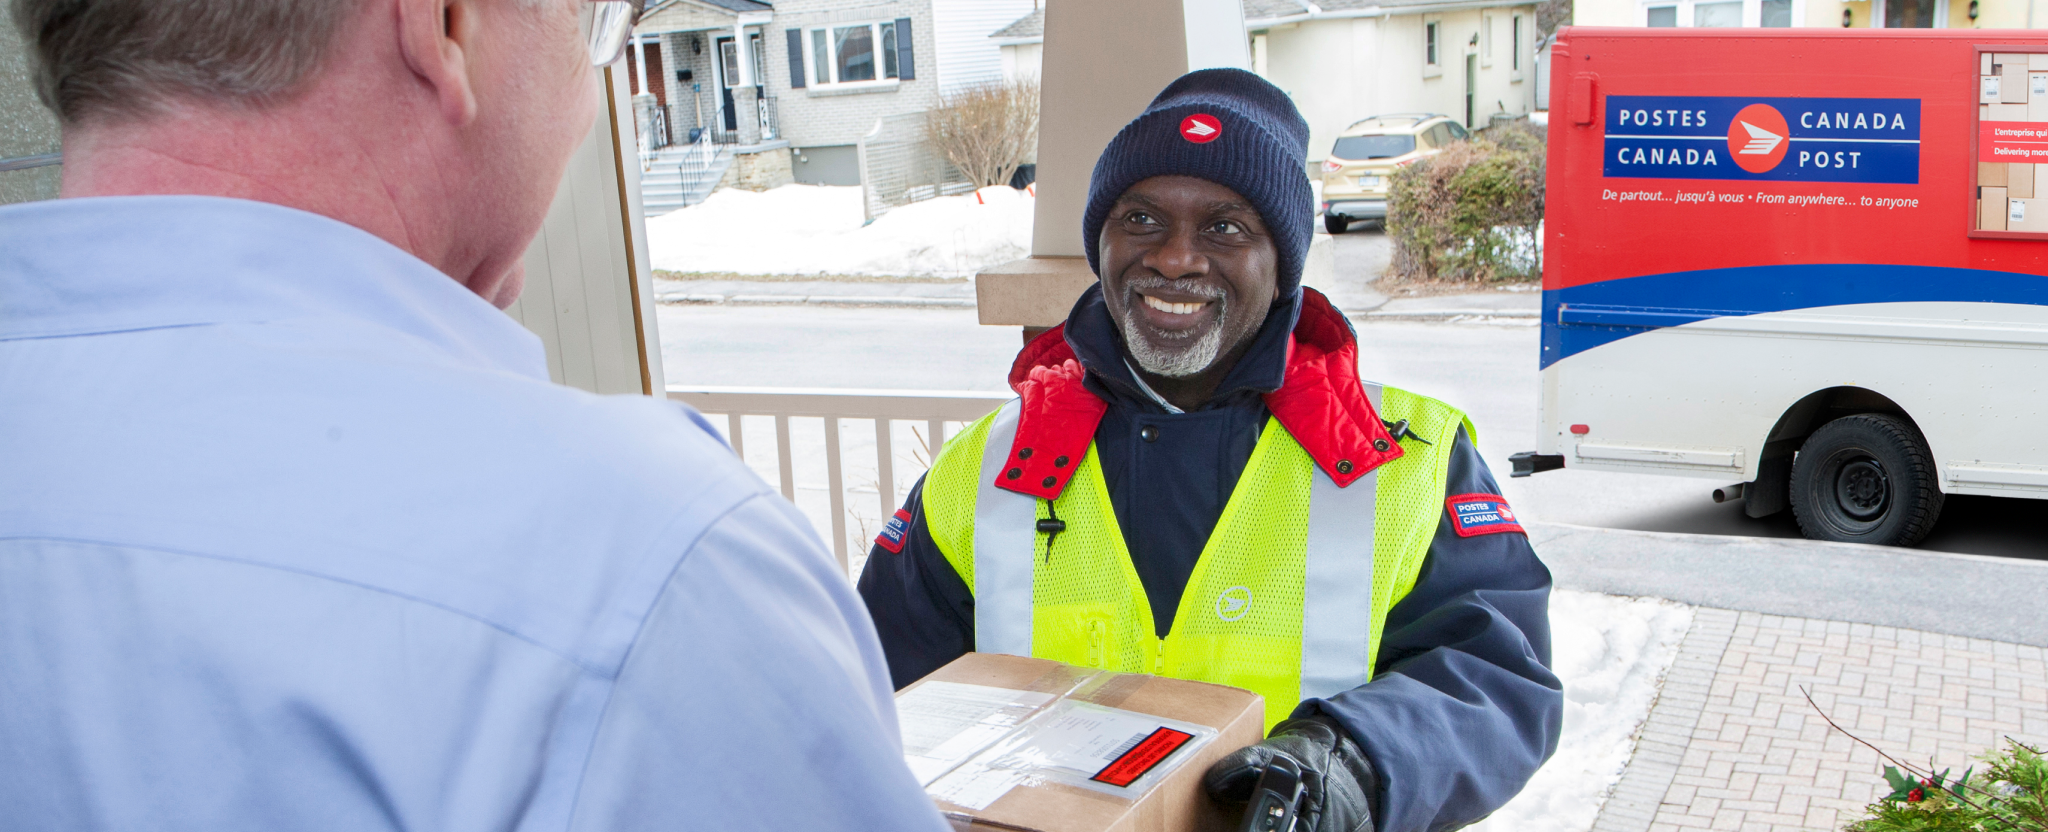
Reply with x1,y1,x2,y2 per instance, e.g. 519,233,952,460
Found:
2012,162,2036,199
2013,197,2048,231
1982,162,2010,187
1991,103,2031,122
899,654,1265,832
1984,52,1996,75
2006,61,2032,104
1983,186,2009,230
2032,53,2048,71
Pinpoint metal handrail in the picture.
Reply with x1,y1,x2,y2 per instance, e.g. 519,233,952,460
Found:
0,153,62,172
668,386,1013,574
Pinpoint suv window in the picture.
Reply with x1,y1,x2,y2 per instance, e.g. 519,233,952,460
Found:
1330,134,1417,160
1446,122,1470,140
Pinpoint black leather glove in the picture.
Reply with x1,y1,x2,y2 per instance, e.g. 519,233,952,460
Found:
1203,713,1379,832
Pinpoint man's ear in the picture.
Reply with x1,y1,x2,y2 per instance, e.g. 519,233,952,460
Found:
397,0,480,126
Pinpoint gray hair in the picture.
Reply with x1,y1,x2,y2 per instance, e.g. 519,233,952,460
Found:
10,0,361,124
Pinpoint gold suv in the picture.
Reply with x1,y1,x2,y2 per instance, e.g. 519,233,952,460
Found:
1319,113,1469,234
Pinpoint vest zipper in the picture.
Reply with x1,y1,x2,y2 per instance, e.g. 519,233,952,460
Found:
1151,637,1165,675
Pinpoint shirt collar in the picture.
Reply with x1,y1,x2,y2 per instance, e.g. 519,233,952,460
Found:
0,196,546,380
1064,282,1303,413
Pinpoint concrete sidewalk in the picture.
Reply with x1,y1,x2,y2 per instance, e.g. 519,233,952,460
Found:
1534,524,2048,832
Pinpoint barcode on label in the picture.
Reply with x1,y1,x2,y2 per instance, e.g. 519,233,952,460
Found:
1106,732,1151,760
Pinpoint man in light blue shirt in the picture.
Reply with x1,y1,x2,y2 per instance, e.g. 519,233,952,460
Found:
0,0,947,829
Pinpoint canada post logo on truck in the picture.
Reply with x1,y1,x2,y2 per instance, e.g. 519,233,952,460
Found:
1604,96,1921,183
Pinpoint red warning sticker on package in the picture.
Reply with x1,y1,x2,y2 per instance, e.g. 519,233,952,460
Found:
1089,727,1195,787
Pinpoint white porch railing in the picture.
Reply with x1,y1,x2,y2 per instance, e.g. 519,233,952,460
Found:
668,386,1013,574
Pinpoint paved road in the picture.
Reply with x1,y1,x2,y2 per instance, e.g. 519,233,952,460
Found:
658,301,2041,560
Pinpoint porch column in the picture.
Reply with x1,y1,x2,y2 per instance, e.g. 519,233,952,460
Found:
634,36,651,97
974,0,1251,338
734,22,754,88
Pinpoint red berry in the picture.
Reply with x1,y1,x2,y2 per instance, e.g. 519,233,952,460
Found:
1908,788,1925,803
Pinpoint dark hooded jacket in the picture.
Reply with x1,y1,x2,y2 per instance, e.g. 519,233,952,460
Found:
858,285,1562,832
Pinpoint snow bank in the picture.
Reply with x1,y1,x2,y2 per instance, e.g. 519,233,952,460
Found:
646,184,1034,278
1468,590,1694,832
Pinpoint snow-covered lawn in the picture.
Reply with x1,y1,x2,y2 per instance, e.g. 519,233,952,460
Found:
646,184,1033,279
1470,590,1695,832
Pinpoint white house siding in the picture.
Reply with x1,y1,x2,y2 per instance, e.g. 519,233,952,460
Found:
932,0,1038,92
999,41,1043,81
1259,5,1538,165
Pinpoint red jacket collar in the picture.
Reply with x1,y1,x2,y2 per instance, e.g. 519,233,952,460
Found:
995,287,1399,500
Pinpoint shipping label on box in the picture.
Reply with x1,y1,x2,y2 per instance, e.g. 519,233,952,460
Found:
899,654,1264,832
1984,75,2005,103
2013,197,2048,231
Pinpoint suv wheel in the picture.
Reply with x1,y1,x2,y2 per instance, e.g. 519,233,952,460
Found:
1789,414,1943,547
1324,214,1349,235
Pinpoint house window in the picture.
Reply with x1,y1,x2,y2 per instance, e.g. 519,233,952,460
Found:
1695,1,1743,25
1512,15,1522,70
1761,0,1793,24
808,21,899,86
1646,5,1678,25
1426,21,1439,66
1483,14,1493,65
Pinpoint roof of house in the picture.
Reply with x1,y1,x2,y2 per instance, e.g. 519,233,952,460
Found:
989,7,1043,40
1242,0,1312,19
645,0,770,16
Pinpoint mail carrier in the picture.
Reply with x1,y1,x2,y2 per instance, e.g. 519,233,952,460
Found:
1514,28,2048,547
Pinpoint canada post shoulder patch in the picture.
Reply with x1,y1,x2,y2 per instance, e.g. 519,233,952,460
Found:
1446,494,1524,537
875,509,914,553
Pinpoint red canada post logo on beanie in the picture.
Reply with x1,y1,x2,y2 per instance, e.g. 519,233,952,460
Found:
1180,114,1222,144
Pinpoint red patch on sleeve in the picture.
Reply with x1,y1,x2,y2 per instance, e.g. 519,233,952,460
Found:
1446,494,1525,537
875,509,913,553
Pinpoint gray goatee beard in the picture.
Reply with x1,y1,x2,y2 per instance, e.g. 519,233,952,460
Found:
1116,278,1228,379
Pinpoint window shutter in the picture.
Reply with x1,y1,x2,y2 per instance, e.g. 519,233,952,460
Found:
786,28,806,88
894,17,916,80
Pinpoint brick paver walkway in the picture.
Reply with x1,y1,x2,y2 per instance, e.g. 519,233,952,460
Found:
1594,609,2048,832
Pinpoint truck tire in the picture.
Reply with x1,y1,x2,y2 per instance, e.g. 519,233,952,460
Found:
1789,414,1943,547
1325,214,1349,235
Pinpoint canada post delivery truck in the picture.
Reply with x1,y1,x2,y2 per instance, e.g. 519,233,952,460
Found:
1514,28,2048,547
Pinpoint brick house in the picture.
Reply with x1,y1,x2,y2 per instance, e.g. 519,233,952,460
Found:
626,0,1032,190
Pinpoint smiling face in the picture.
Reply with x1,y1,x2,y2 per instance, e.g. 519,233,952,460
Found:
1097,175,1280,380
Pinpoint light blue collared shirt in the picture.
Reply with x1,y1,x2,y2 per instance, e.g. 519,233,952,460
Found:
0,196,947,832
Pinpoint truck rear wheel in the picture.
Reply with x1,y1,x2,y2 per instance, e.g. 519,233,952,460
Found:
1324,214,1349,234
1789,414,1943,547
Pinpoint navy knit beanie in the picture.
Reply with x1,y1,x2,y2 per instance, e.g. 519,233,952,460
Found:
1083,68,1314,299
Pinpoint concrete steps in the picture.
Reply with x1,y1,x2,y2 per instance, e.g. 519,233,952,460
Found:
639,145,732,217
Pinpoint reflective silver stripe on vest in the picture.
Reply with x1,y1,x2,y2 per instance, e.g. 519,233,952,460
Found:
1298,382,1383,701
973,399,1036,656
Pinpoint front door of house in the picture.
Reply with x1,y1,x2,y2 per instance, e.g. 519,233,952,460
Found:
717,36,738,133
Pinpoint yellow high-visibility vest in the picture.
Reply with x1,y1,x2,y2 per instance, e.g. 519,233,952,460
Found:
920,381,1470,730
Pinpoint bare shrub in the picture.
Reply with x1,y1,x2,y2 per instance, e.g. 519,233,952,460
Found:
924,80,1040,189
1386,121,1546,284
